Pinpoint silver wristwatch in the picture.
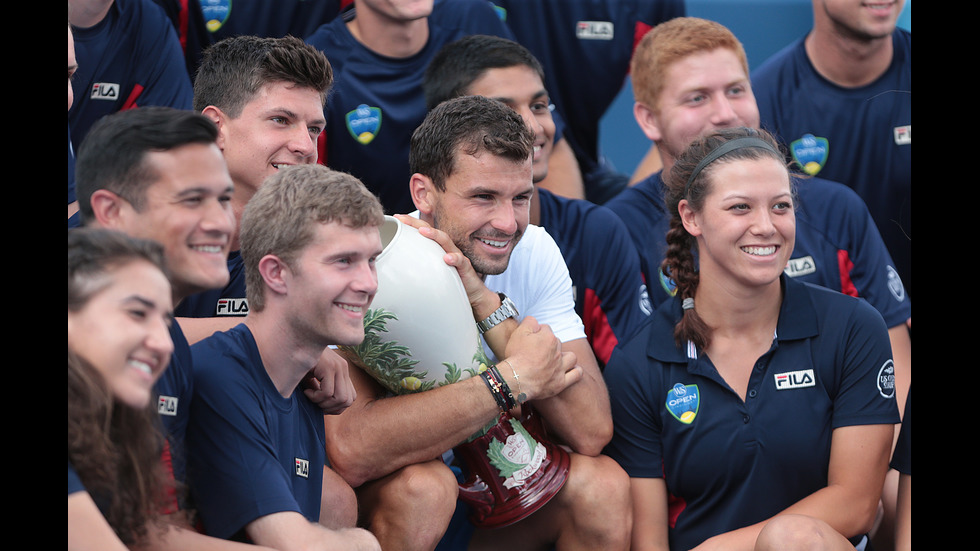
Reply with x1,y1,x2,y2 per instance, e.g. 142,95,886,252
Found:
477,293,519,334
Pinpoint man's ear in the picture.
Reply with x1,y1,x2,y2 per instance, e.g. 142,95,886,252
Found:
257,254,290,298
88,189,130,229
633,101,664,143
409,173,437,216
201,105,228,150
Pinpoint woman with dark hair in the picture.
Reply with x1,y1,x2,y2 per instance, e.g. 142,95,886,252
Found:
68,228,174,550
603,127,900,550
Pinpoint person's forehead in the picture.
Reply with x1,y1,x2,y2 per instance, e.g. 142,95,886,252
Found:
445,151,532,192
470,65,546,96
306,220,384,255
143,143,232,195
244,82,325,116
666,48,747,86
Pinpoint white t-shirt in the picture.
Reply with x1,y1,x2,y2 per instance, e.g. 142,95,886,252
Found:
483,224,586,351
408,212,586,360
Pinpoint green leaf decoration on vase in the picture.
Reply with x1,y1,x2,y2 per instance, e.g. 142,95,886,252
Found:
342,308,492,395
340,308,430,394
487,417,539,479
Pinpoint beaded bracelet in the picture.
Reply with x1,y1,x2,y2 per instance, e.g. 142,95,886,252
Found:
489,365,517,410
480,364,516,411
480,369,507,411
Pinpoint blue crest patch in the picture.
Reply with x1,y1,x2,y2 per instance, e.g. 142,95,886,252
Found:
659,267,677,297
789,133,828,176
200,0,231,33
346,104,382,145
666,383,699,424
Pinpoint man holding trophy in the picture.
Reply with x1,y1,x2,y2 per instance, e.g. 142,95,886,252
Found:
325,95,632,551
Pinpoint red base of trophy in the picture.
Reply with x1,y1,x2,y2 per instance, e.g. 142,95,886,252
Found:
454,406,571,528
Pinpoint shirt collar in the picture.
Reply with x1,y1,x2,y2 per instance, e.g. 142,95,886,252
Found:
645,275,820,363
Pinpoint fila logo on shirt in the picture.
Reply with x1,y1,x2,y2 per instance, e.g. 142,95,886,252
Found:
90,82,120,101
774,369,815,390
893,125,911,145
576,21,614,40
784,256,816,278
216,297,249,316
158,395,178,417
295,458,310,478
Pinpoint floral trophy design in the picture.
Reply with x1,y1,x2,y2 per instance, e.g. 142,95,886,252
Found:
341,216,570,528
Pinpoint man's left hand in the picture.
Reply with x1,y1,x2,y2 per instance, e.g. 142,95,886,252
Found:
303,347,357,414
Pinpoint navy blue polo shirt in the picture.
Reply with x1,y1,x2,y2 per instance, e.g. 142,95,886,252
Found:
603,276,899,549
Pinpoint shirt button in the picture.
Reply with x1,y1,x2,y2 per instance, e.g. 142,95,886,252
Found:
743,415,750,423
748,389,758,398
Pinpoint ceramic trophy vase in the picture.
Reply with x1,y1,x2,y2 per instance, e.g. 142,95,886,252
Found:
341,216,569,528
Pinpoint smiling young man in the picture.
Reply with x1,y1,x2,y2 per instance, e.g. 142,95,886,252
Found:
74,106,248,549
323,95,631,551
193,34,331,252
752,0,911,298
422,34,651,367
175,34,332,325
186,164,382,551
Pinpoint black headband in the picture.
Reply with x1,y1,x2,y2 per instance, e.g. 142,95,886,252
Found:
685,137,780,197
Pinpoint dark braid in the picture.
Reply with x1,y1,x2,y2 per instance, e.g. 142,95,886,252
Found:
662,215,711,349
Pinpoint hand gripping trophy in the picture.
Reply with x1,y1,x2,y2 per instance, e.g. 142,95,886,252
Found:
340,216,570,528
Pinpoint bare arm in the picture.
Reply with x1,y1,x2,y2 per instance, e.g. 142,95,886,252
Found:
537,137,584,200
68,492,128,551
68,492,281,551
628,477,671,551
245,511,379,551
135,513,277,551
516,337,612,456
325,358,505,487
325,317,580,488
894,473,911,551
888,323,911,421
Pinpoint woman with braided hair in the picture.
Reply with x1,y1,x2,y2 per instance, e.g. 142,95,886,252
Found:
603,127,899,550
